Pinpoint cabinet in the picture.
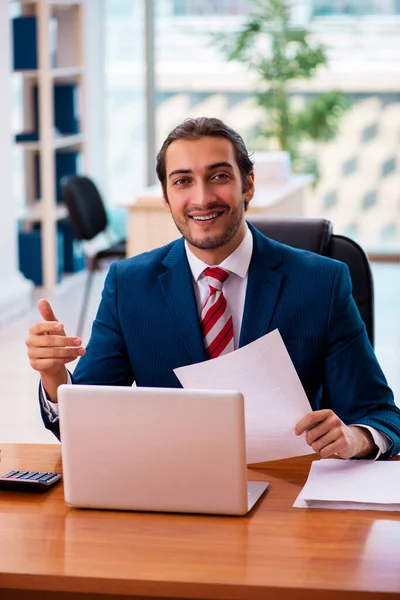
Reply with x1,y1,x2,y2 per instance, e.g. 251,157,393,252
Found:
11,0,86,291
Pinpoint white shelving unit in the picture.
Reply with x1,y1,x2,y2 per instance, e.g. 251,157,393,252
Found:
12,0,86,291
17,133,84,151
10,1,84,7
17,202,68,223
15,66,85,78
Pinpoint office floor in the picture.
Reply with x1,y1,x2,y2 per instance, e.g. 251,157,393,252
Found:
0,263,399,444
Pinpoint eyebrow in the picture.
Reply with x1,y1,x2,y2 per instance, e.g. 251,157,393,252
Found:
168,162,234,179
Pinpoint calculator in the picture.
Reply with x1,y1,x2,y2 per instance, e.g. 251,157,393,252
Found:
0,470,62,492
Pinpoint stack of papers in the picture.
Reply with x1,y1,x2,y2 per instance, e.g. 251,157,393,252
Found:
174,329,313,464
294,459,400,511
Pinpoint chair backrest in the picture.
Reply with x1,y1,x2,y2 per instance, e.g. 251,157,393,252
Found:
247,216,374,347
328,235,374,348
60,175,108,242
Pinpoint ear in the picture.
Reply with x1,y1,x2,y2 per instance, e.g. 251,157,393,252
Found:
243,171,255,207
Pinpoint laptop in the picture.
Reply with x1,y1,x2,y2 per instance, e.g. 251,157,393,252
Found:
58,385,268,515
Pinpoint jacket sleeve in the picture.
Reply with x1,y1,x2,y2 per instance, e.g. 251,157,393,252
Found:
322,262,400,457
72,262,135,386
38,263,134,440
38,382,61,440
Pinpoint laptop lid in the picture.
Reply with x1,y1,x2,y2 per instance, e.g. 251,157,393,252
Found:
58,385,266,515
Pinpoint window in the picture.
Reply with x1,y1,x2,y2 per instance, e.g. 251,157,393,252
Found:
104,0,147,207
154,1,400,253
172,0,250,16
312,1,400,16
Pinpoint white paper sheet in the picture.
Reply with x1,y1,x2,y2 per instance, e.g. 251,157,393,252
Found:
174,329,313,464
293,458,400,511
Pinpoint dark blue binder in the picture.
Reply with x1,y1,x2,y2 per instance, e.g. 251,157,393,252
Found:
15,132,39,143
18,228,64,286
31,84,79,136
12,17,37,70
34,151,79,202
54,84,79,134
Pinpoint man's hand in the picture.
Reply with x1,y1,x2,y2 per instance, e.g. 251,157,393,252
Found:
26,299,86,402
295,409,377,459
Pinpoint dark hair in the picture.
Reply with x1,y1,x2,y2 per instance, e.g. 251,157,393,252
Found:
156,117,254,199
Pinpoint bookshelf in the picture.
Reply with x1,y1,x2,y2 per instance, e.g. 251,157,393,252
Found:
11,0,86,290
17,133,83,151
15,66,85,79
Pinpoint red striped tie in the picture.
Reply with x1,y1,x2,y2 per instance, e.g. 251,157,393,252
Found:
201,267,234,359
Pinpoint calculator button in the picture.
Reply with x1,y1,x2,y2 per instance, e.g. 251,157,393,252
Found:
27,472,47,481
16,471,30,479
18,472,39,480
38,473,56,483
2,470,20,478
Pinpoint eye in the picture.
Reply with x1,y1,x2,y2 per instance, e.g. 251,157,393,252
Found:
173,177,190,186
212,172,230,181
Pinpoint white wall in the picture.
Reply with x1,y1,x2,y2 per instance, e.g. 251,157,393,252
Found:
0,3,33,323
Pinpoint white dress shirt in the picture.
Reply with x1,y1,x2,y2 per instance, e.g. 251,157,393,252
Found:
41,225,391,458
185,223,253,349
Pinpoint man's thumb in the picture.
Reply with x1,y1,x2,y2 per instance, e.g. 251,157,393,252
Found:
38,298,58,322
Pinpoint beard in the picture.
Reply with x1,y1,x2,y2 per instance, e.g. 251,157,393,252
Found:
171,201,245,250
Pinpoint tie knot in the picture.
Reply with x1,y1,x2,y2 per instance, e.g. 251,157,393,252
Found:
203,267,229,291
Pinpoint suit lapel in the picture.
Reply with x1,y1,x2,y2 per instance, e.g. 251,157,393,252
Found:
158,226,285,359
239,224,284,348
159,239,207,364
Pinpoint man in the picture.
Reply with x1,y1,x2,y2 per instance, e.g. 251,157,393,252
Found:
26,117,400,459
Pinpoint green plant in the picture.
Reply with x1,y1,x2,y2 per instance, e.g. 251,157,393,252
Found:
214,0,350,178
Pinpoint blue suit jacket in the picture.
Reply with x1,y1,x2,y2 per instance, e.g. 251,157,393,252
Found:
41,224,400,455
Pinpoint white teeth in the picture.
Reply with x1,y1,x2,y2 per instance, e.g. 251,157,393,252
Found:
192,213,219,221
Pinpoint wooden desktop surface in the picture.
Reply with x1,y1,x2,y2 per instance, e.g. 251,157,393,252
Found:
0,444,399,600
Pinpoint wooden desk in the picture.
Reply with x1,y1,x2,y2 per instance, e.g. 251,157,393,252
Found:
0,444,399,600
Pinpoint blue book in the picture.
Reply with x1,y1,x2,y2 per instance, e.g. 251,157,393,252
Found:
32,84,79,136
18,229,64,286
34,151,79,202
15,132,39,143
54,84,79,135
13,17,37,70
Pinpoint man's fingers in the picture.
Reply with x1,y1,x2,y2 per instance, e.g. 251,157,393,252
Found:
28,346,85,360
310,428,340,454
319,439,352,459
305,419,334,446
30,357,79,372
29,321,65,336
31,359,66,371
38,298,59,323
295,410,333,436
317,441,340,459
28,348,86,368
29,335,82,348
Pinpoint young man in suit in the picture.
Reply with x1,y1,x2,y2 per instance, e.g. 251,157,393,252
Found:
26,117,400,458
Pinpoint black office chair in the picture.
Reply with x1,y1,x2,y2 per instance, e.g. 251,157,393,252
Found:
61,175,126,337
247,216,374,347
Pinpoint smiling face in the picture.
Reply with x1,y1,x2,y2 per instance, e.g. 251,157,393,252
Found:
163,136,254,264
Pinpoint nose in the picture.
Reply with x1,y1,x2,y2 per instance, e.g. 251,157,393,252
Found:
190,181,214,208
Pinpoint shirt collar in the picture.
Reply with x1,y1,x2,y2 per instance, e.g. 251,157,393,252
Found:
184,223,253,282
